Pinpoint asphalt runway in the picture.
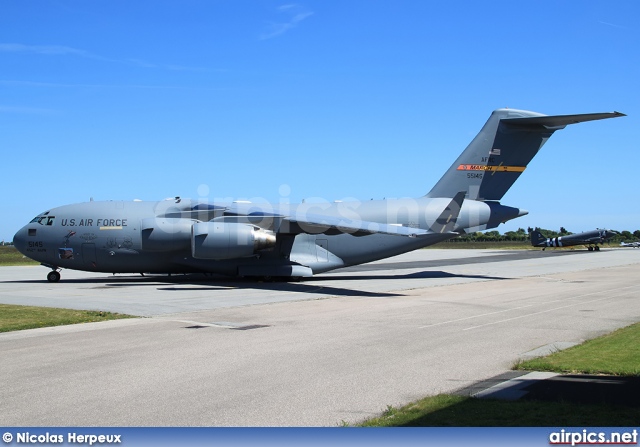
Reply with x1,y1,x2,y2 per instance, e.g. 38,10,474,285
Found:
1,248,639,426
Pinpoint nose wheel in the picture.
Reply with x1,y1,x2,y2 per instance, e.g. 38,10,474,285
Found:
47,270,61,283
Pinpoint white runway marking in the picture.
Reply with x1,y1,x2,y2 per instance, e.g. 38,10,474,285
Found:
463,285,638,331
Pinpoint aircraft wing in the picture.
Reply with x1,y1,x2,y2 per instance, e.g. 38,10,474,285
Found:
281,215,431,237
211,208,432,237
280,192,465,237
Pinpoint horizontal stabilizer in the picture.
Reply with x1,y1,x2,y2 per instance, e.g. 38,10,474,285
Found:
503,111,626,129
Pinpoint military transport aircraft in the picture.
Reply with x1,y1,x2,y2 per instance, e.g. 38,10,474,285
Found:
13,108,624,282
531,228,618,251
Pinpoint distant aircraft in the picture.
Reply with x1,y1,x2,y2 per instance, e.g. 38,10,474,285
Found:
531,228,617,251
620,241,640,248
13,108,624,282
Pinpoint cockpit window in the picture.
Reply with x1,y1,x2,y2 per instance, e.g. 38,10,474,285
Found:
29,212,55,226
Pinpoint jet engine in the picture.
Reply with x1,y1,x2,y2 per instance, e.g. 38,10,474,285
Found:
191,222,276,260
141,217,194,252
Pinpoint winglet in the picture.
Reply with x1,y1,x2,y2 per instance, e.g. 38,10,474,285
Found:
428,191,465,234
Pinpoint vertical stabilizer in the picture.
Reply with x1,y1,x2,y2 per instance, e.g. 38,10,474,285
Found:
425,109,625,200
530,229,546,247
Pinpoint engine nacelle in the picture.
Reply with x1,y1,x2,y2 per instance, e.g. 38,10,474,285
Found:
141,217,193,252
191,222,276,260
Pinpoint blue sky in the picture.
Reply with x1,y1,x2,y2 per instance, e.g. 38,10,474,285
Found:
1,1,638,241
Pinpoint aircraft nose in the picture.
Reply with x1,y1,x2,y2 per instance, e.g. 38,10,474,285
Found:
13,226,28,256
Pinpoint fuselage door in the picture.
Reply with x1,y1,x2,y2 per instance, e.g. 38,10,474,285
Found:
82,243,97,268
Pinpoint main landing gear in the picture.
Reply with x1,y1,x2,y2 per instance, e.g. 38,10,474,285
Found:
587,246,600,251
47,269,61,282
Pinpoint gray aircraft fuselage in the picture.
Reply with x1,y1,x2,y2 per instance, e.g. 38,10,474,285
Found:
13,197,523,278
12,108,625,281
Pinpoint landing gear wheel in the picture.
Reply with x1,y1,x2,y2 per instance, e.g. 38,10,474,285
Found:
47,271,61,283
595,246,600,251
588,246,593,251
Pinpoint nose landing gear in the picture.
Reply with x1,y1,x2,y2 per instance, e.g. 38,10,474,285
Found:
47,270,61,283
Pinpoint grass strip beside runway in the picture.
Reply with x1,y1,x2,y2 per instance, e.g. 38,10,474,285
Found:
360,323,640,426
0,246,38,266
358,395,639,427
514,323,640,376
0,304,134,333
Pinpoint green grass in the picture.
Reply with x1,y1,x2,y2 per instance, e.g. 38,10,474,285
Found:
358,323,640,426
0,246,38,266
515,323,640,376
0,303,134,333
1,247,133,331
359,395,640,427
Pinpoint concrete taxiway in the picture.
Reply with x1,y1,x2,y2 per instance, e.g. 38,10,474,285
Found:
1,248,639,426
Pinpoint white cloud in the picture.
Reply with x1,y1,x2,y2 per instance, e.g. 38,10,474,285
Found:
0,42,126,68
597,21,628,30
0,105,59,115
260,4,314,40
0,43,108,60
0,43,213,71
